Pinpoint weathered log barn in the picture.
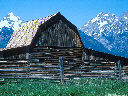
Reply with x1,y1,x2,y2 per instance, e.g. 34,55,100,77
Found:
0,12,83,60
0,12,127,80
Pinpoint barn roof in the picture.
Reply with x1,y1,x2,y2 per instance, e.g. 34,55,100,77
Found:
85,48,128,65
0,12,84,51
6,13,57,49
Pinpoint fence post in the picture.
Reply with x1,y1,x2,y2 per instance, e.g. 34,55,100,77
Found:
26,47,30,78
59,57,64,84
118,60,122,80
26,47,30,60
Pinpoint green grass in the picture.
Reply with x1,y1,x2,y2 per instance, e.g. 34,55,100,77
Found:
0,78,128,96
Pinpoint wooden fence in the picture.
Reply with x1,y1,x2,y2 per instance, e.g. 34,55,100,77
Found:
0,57,127,83
0,59,60,80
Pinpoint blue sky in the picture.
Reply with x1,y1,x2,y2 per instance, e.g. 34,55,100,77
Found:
0,0,128,28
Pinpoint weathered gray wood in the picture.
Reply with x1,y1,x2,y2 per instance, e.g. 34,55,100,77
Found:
35,20,82,47
59,57,64,84
118,60,122,80
0,50,125,81
26,53,30,60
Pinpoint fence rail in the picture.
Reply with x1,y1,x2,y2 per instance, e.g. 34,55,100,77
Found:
0,58,128,83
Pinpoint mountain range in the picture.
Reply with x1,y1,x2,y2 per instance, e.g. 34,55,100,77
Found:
80,12,128,58
0,12,128,58
0,12,24,48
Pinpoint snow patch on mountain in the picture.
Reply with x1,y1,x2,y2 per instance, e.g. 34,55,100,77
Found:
124,17,128,19
98,21,108,28
0,12,24,31
8,12,19,21
91,17,99,23
104,14,109,16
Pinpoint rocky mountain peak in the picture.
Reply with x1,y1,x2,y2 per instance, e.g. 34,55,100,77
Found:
0,12,24,48
0,12,24,31
80,12,128,58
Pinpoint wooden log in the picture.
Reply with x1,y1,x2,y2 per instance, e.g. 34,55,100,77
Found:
118,60,122,80
59,57,64,84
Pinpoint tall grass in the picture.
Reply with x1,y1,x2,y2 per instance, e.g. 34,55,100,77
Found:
0,78,128,96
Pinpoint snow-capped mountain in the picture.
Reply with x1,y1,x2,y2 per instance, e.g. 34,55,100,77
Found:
119,12,128,23
80,12,128,58
0,12,24,31
0,27,14,48
78,30,110,53
0,12,24,48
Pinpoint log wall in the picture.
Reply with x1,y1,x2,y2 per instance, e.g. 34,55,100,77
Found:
0,46,83,80
0,46,127,81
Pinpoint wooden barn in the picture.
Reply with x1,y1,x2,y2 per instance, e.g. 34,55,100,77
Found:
0,12,83,61
0,12,127,81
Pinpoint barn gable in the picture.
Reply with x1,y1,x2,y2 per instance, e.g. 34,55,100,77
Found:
33,20,82,47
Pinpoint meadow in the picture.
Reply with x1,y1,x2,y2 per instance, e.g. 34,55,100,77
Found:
0,78,128,96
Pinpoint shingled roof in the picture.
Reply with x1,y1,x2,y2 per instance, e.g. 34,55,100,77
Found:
6,13,57,49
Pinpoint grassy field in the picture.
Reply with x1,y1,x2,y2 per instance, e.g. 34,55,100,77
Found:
0,78,128,96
